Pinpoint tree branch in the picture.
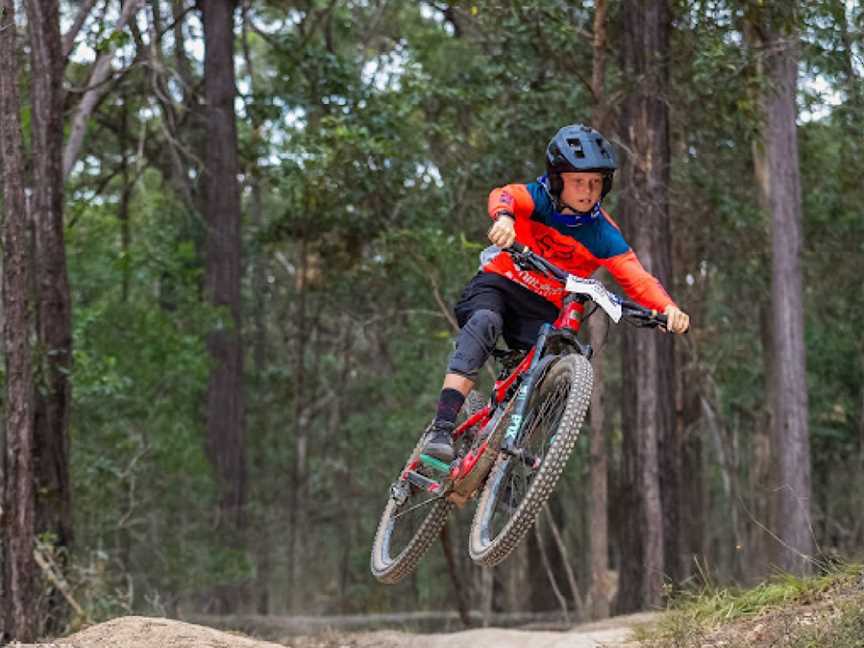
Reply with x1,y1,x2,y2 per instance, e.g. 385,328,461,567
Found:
62,0,97,59
63,0,146,180
534,521,570,625
543,503,586,619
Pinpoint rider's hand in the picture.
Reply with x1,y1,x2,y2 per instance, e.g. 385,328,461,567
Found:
489,214,516,248
663,305,690,334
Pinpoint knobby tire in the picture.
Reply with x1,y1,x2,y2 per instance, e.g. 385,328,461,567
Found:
370,432,454,584
468,353,593,567
369,390,487,583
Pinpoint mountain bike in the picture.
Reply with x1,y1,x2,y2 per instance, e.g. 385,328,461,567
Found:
370,243,675,584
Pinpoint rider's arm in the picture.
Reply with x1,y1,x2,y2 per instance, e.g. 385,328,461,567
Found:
594,211,677,312
488,184,535,221
603,251,676,312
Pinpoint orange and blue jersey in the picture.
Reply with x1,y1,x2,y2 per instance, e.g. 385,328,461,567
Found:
483,178,676,311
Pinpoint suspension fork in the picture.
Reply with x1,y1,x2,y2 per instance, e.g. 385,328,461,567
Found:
501,323,556,452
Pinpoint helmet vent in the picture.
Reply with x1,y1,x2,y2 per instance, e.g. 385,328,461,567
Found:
566,138,586,158
596,138,611,158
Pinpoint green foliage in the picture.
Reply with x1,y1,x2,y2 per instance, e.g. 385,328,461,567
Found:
66,166,245,613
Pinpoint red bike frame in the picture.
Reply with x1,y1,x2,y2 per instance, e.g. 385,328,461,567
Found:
400,291,587,494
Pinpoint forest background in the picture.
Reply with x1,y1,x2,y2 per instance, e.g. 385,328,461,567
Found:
0,0,862,642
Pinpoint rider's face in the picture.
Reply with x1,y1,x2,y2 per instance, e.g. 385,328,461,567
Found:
559,172,604,212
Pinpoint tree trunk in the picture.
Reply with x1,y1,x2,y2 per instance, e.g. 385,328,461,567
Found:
478,565,494,626
288,239,309,612
0,0,38,638
747,4,813,575
746,8,779,571
587,0,611,620
616,0,675,612
440,524,473,627
202,0,247,610
241,3,272,614
25,0,74,632
679,365,704,581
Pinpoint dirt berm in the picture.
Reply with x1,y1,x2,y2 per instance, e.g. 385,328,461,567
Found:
34,612,657,648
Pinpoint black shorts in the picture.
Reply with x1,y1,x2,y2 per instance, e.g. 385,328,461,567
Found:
454,272,559,349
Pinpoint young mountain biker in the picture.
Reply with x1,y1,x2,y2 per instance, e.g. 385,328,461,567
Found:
422,123,690,462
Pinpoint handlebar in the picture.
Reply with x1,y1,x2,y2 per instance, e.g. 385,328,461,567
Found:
507,242,568,282
506,243,678,331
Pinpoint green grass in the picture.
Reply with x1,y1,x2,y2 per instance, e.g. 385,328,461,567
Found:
637,562,864,648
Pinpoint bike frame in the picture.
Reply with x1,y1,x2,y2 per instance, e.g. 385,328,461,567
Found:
399,244,669,503
402,291,590,499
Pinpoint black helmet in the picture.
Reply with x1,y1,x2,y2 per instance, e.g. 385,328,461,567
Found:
545,124,617,199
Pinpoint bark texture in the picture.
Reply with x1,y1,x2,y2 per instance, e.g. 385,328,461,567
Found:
749,5,813,575
587,0,611,621
616,0,676,612
0,0,38,638
202,0,247,605
25,2,74,630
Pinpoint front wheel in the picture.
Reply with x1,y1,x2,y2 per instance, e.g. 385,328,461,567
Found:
468,353,593,567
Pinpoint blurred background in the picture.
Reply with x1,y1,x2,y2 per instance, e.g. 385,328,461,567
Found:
0,0,861,640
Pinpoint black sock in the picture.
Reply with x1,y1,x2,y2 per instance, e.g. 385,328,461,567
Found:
434,388,465,428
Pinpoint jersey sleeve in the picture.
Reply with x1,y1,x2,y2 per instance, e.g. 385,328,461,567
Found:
602,249,677,312
487,184,536,221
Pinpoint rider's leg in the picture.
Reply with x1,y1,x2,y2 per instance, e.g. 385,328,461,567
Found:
423,308,503,462
442,372,475,395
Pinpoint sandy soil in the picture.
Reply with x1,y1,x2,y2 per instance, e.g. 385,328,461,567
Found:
47,616,287,648
45,612,657,648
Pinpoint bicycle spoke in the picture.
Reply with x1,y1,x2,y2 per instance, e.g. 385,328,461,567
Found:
393,492,445,519
488,372,571,534
469,354,592,568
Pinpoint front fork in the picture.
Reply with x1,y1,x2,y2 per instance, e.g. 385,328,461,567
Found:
502,306,592,455
502,323,554,453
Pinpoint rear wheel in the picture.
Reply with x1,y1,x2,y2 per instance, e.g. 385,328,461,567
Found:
468,353,592,567
370,429,454,584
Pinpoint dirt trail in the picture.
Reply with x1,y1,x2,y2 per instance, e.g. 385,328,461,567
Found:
47,612,656,648
390,612,656,648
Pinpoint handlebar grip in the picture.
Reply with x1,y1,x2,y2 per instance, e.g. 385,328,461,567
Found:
656,311,690,334
655,313,691,334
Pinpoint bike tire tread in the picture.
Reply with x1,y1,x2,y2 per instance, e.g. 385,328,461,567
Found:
468,354,593,567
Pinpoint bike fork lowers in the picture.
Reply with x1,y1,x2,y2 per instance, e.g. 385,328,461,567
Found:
502,323,553,460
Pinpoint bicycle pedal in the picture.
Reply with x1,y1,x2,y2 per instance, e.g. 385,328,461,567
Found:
405,469,443,493
419,453,453,474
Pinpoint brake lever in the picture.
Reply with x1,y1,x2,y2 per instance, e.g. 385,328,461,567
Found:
510,251,534,271
508,247,555,279
622,305,667,329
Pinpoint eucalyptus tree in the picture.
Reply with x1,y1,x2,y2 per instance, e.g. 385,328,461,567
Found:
587,0,612,620
26,0,73,631
615,0,677,612
202,0,247,611
0,0,38,638
745,0,813,576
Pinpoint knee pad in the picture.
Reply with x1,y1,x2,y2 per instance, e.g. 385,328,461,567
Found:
447,309,503,378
